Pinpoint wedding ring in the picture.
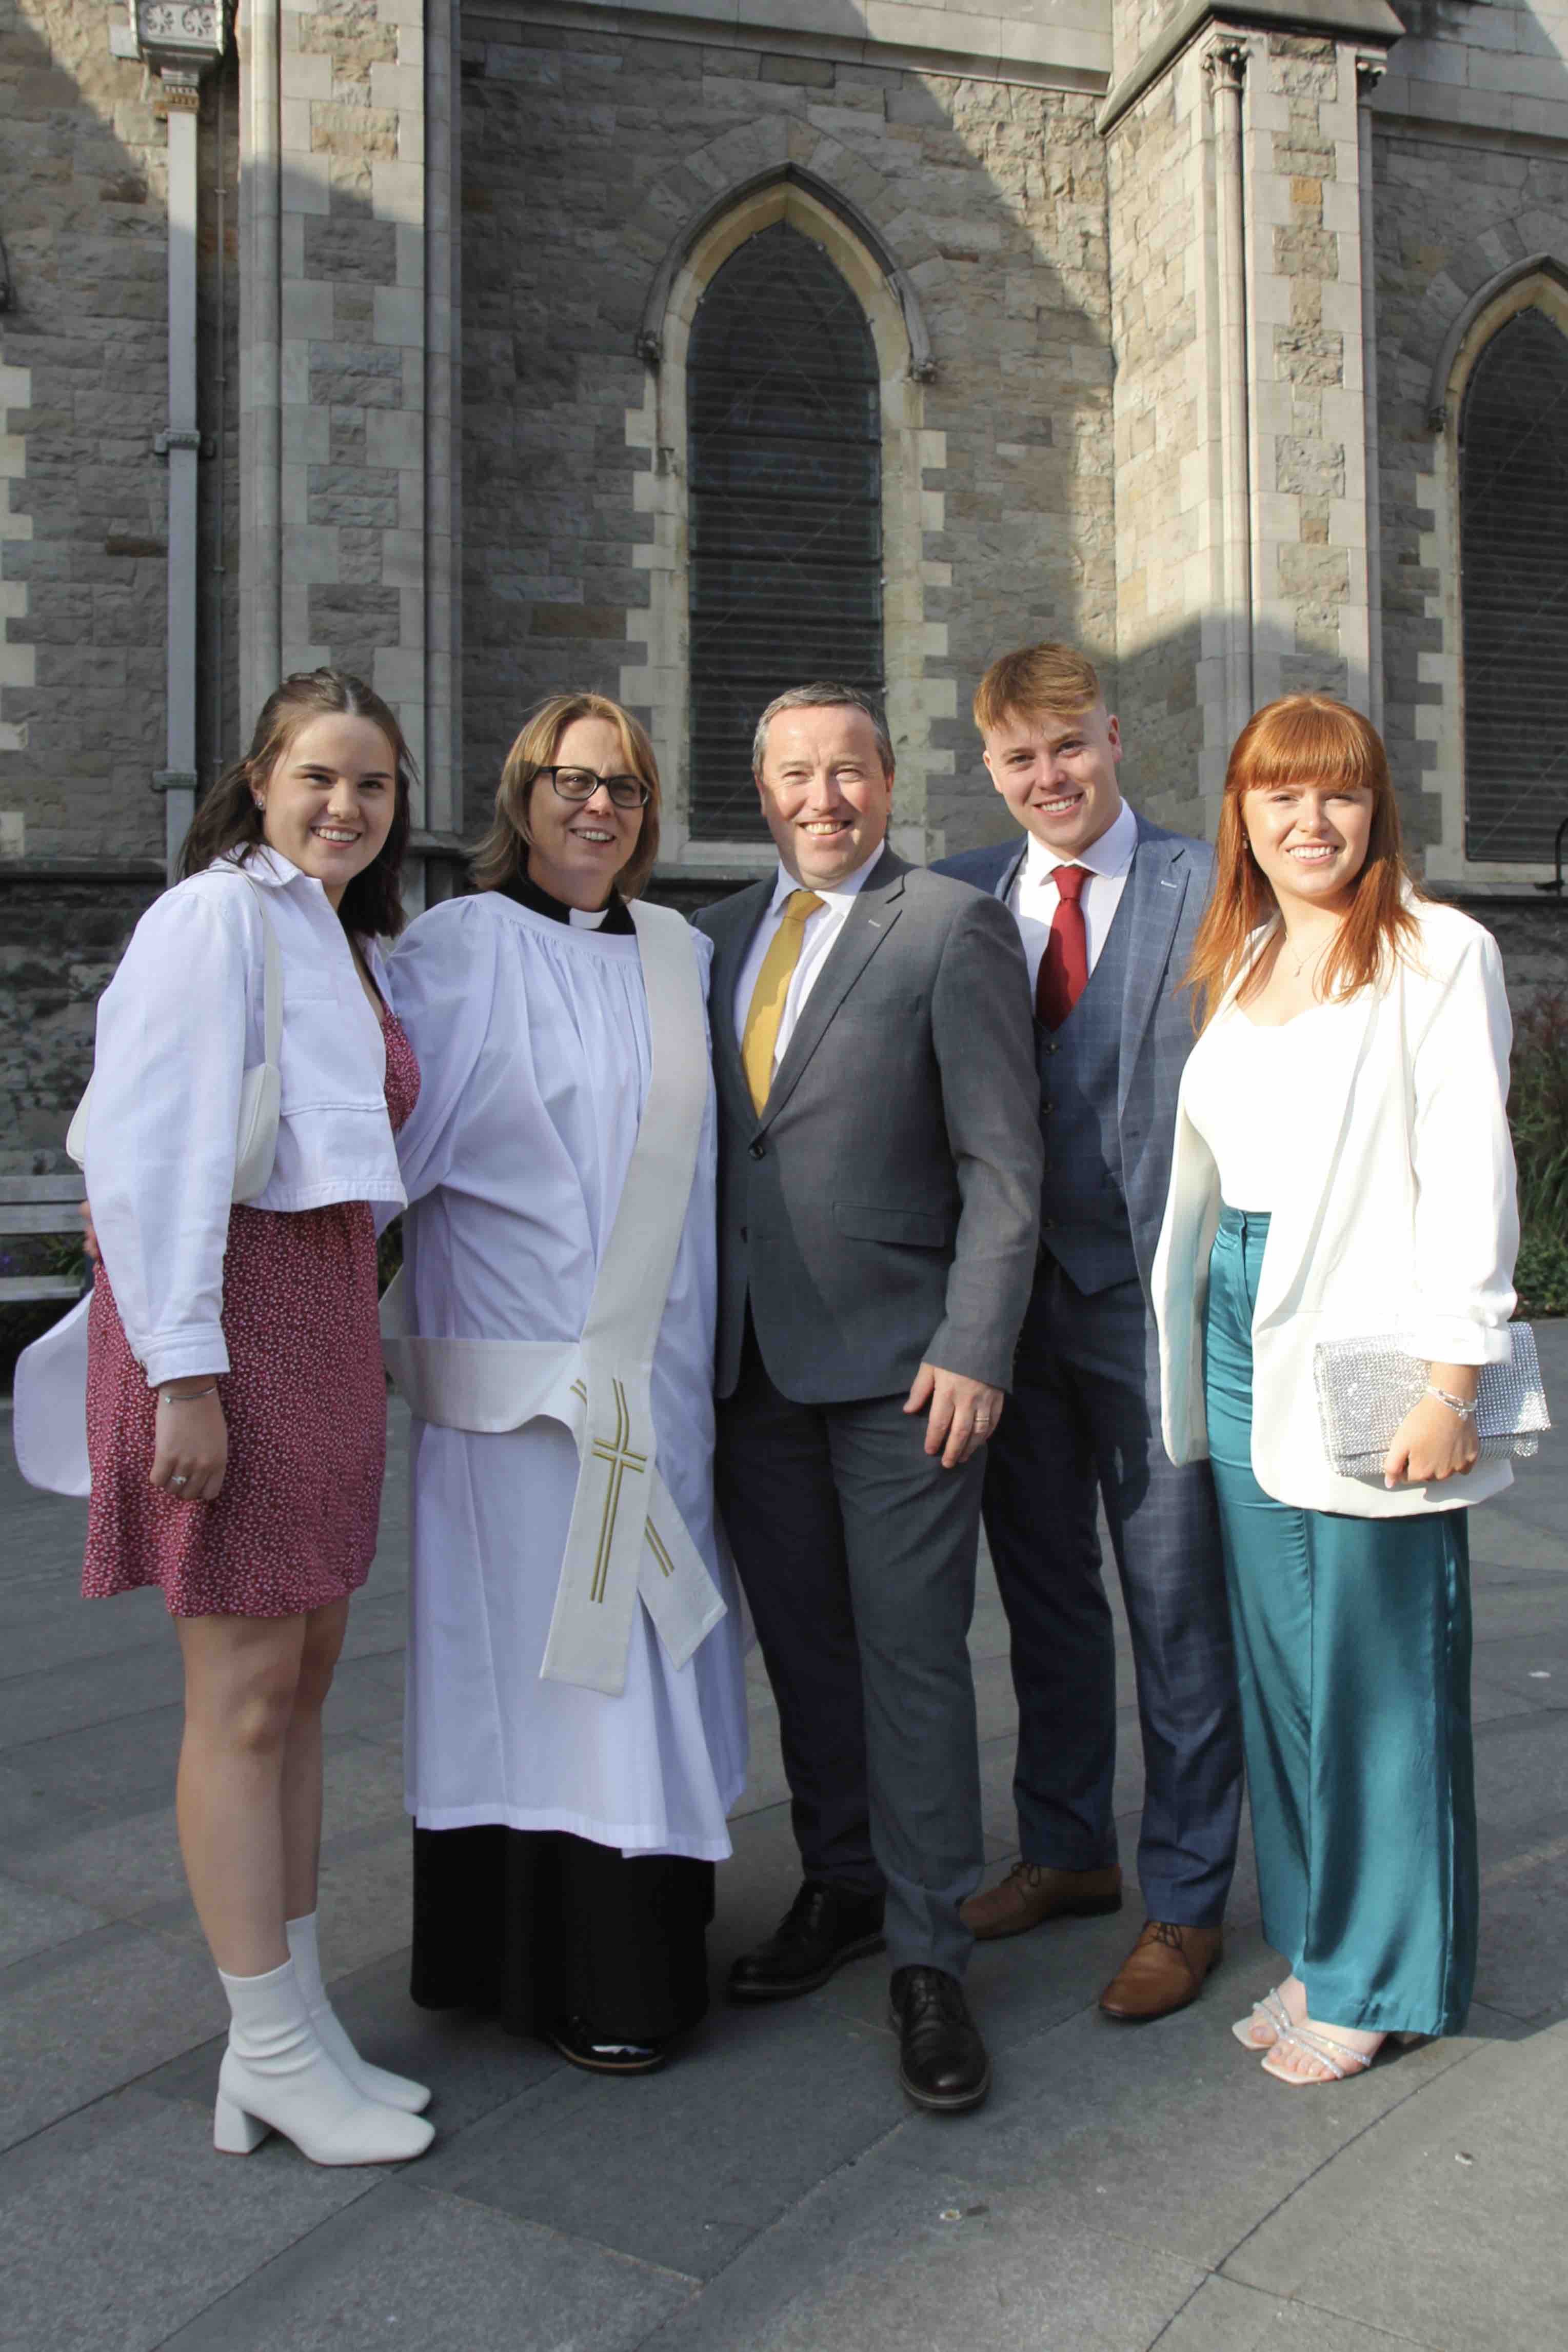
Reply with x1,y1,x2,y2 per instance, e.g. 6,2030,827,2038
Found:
171,1475,188,1487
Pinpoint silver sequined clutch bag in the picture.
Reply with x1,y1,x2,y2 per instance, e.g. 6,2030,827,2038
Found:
1313,1327,1551,1480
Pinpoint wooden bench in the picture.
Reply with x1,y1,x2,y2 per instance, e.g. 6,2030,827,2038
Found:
0,1174,88,1303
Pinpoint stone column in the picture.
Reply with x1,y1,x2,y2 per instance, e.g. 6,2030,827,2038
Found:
1357,51,1386,732
236,0,462,888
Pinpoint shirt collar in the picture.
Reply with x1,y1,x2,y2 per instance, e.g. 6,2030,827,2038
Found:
768,840,885,914
225,845,317,895
1020,798,1139,887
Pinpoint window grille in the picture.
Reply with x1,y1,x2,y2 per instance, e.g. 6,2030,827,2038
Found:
687,222,883,842
1460,307,1568,864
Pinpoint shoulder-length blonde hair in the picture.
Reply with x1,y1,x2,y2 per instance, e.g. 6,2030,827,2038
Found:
471,692,662,900
1185,694,1422,1030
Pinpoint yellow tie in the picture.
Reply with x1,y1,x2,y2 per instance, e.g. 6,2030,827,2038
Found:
741,890,824,1114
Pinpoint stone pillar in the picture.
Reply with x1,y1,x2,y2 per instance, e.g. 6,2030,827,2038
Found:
236,0,463,888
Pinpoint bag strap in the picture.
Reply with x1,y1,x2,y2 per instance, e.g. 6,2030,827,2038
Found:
238,872,283,1075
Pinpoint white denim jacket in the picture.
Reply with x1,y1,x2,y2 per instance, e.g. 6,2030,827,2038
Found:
85,847,406,1387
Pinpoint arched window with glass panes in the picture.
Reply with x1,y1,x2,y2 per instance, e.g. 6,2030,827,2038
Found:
1460,305,1568,864
686,221,883,841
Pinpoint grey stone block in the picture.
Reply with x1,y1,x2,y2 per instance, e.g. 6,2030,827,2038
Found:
420,1995,908,2278
1,2088,378,2352
0,1868,102,1967
0,1919,228,2152
155,2178,695,2350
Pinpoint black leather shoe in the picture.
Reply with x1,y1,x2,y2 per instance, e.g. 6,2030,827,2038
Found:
889,1966,992,2112
728,1881,886,2002
548,2016,667,2075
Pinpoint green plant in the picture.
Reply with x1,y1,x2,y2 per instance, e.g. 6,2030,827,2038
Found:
1511,989,1568,1316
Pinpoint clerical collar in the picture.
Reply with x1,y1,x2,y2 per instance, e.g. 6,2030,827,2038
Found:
1021,798,1138,885
502,867,634,934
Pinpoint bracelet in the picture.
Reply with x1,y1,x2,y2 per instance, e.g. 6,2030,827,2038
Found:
157,1385,219,1406
1425,1383,1478,1424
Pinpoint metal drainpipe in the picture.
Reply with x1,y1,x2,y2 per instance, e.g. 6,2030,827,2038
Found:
153,72,203,878
1206,38,1253,749
1357,54,1387,731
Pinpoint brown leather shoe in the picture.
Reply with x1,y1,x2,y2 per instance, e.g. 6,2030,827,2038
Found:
1098,1920,1223,2021
962,1860,1123,1942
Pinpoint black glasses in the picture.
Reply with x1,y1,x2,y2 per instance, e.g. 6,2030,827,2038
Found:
538,766,652,810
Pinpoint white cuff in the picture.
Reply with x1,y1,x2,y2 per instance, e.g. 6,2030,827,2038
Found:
141,1324,231,1389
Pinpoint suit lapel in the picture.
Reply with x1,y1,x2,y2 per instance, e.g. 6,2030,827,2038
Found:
1116,825,1189,1120
991,842,1026,901
759,849,908,1129
706,881,772,1117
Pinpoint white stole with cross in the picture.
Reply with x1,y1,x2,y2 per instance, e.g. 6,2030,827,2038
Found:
379,899,726,1697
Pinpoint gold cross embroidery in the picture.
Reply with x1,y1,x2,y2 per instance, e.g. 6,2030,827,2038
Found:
588,1378,647,1604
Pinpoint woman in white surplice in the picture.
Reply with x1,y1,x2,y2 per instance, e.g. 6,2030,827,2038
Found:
385,693,747,2073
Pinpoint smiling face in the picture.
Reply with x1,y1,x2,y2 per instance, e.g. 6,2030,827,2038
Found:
1241,778,1374,918
981,703,1124,860
755,705,895,888
523,714,646,910
255,714,398,906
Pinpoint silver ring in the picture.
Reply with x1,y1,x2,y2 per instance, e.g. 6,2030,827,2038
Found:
171,1475,189,1487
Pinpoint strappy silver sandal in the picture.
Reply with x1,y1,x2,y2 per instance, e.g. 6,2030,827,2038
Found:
1261,2021,1381,2087
1230,1983,1293,2050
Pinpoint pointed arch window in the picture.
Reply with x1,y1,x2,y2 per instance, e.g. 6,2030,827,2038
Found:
1460,307,1568,863
686,221,883,841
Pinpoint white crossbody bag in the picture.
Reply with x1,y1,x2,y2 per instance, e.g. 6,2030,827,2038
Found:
66,867,283,1203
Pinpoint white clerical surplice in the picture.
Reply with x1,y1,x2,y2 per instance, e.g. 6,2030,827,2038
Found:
383,893,748,1862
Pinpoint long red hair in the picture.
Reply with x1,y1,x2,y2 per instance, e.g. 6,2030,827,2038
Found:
1186,695,1422,1029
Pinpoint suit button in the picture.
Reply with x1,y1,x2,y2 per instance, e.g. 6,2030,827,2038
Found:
749,1139,766,1160
740,1224,748,1241
1045,1042,1059,1055
1043,1218,1057,1231
1042,1102,1055,1116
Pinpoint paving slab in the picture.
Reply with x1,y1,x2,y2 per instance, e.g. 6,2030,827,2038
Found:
3,1331,1566,2352
1,2088,377,2352
155,2180,697,2352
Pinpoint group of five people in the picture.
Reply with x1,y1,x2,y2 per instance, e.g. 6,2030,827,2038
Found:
49,637,1517,2162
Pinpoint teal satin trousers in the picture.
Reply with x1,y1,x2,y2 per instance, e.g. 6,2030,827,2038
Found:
1204,1207,1477,2035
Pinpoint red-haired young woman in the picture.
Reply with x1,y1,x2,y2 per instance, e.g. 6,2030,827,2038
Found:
1153,695,1519,2087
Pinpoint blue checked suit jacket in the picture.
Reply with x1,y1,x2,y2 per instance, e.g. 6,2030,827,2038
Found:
934,815,1214,1302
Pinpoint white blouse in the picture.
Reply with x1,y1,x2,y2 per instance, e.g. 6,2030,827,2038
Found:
1180,1001,1347,1211
85,848,405,1388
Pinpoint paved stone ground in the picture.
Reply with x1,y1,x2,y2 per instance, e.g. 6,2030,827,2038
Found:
5,1337,1567,2352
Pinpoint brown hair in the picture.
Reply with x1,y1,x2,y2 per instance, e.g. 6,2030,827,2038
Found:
470,692,662,901
973,643,1103,735
179,668,414,940
1185,694,1422,1029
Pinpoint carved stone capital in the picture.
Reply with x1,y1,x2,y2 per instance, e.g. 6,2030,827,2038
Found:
1356,52,1388,102
1204,37,1248,97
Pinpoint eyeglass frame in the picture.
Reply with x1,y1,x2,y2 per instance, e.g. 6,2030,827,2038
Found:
534,764,653,811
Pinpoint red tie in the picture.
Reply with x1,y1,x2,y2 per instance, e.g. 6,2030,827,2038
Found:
1035,864,1090,1030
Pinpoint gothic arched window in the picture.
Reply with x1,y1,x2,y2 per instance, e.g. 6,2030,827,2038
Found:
1460,307,1568,863
687,221,883,841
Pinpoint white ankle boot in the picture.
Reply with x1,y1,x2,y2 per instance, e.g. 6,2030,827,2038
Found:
215,1960,434,2165
287,1912,431,2115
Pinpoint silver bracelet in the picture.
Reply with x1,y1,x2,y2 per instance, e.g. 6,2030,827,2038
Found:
157,1385,220,1406
1425,1383,1478,1424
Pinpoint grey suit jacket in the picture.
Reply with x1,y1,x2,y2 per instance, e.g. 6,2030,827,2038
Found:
694,846,1043,1404
935,816,1214,1300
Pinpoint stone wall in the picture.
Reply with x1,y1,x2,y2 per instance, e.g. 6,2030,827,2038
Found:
458,23,1116,861
0,0,172,861
0,870,158,1170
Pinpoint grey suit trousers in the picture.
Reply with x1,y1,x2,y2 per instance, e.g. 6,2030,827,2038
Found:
716,1323,985,1979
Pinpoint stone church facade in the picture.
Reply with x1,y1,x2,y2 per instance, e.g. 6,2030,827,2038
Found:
4,0,1568,1161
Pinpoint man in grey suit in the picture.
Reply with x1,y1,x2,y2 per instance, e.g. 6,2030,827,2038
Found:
936,643,1243,2022
695,682,1041,2112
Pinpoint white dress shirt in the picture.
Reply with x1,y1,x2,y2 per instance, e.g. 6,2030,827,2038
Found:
85,847,405,1386
1006,797,1140,996
731,847,883,1084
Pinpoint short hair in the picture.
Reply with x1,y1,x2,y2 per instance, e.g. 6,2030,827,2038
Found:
471,691,662,900
751,682,894,778
972,643,1103,735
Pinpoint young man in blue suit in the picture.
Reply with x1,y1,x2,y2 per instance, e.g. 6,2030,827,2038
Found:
935,643,1243,2021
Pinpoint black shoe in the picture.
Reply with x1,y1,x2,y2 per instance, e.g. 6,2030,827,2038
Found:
889,1967,992,2113
549,2015,668,2076
727,1881,886,2002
